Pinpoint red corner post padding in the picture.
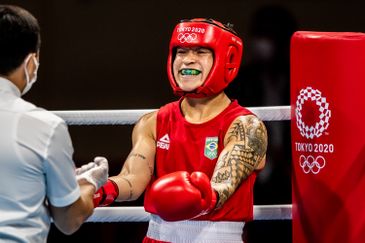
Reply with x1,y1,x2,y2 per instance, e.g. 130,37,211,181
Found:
291,31,365,243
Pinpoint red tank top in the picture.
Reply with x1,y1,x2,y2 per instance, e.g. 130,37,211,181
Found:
144,99,257,221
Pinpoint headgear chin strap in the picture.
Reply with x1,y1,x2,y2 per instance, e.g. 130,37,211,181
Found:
167,18,243,98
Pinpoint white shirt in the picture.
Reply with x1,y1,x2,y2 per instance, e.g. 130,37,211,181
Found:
0,78,80,243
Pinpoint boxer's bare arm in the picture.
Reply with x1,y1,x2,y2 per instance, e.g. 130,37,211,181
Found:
211,115,267,208
110,111,157,201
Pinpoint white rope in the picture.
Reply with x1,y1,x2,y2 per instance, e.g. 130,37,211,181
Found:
53,109,155,126
253,204,292,220
52,106,290,125
86,204,292,223
250,106,291,122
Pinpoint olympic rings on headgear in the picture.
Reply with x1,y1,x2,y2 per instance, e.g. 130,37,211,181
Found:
299,155,326,174
177,33,197,43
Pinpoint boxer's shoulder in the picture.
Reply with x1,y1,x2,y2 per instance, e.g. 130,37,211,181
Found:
137,110,157,127
133,110,158,140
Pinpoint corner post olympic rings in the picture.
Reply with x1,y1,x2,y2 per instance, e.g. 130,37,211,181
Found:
299,155,326,174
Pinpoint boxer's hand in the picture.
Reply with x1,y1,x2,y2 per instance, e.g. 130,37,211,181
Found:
149,171,217,221
93,179,119,207
76,156,109,191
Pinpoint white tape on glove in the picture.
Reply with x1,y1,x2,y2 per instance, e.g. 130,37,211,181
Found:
76,157,109,190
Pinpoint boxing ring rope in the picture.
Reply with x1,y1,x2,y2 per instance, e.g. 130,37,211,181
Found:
51,105,292,222
52,105,291,125
86,205,292,223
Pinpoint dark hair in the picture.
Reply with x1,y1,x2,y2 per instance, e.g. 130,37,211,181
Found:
0,5,41,75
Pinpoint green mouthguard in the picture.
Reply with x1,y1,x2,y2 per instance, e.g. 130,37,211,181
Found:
181,69,201,75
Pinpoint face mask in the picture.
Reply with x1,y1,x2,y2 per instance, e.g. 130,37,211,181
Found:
22,54,40,95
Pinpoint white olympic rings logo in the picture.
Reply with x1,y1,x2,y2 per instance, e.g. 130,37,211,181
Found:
177,33,197,43
296,87,331,139
299,155,326,174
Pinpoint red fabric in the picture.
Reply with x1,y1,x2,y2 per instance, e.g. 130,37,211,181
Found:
144,99,257,221
142,236,168,243
93,179,118,207
291,32,365,243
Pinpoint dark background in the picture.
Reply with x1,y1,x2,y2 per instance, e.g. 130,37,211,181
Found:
2,0,365,242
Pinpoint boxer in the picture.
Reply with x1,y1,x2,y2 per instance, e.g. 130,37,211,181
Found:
95,18,267,243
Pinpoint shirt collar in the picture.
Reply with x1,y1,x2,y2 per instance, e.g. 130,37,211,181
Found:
0,77,21,97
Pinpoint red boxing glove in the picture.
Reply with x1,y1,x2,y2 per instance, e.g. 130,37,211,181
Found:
93,179,119,207
149,171,217,221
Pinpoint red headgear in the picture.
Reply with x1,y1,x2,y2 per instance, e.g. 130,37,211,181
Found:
167,18,243,97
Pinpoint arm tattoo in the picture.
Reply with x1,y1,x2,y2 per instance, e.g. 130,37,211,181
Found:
147,161,154,176
227,120,245,141
128,152,153,176
128,153,146,160
244,117,267,158
121,177,133,200
212,116,267,207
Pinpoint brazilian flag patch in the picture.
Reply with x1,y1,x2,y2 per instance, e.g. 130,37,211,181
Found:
204,137,218,160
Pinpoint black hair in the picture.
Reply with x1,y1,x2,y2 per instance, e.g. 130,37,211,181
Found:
0,5,40,75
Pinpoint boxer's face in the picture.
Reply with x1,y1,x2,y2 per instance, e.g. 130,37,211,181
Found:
173,47,213,92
